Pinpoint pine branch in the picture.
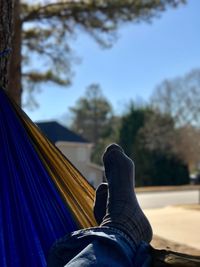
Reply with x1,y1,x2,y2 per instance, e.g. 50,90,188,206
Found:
22,0,186,28
23,70,70,85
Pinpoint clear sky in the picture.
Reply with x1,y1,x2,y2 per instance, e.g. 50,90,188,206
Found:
23,0,200,125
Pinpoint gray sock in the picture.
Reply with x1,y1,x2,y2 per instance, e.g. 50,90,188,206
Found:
100,144,153,245
93,183,108,225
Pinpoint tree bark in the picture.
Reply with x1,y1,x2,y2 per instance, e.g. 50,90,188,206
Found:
0,0,14,89
7,0,22,106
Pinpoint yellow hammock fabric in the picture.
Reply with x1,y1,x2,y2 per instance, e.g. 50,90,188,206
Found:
22,116,97,228
8,90,97,229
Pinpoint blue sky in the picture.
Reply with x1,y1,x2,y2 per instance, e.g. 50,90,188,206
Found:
24,0,200,125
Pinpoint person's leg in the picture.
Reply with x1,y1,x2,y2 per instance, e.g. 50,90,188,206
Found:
47,144,153,266
100,144,153,245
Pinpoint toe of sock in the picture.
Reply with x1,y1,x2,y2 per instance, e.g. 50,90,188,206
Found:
105,144,124,154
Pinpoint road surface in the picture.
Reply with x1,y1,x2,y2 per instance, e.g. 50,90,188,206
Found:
136,189,200,209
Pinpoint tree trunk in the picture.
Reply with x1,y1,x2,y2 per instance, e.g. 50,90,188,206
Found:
0,0,14,89
7,0,22,106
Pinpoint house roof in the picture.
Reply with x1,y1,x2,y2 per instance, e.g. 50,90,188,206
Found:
36,121,89,144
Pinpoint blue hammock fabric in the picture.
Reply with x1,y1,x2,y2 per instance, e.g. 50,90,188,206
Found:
0,89,78,266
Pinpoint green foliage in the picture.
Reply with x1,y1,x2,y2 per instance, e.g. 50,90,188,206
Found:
70,84,113,144
135,149,189,186
91,115,121,164
119,103,146,157
70,83,120,164
149,152,189,186
118,104,189,186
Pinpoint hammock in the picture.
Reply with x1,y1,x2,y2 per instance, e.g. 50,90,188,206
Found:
0,88,96,266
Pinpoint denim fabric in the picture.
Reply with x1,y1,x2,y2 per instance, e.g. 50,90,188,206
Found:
47,227,151,267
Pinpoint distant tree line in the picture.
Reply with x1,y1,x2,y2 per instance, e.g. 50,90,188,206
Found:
70,71,200,186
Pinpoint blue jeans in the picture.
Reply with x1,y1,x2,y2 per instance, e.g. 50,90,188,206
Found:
47,227,151,267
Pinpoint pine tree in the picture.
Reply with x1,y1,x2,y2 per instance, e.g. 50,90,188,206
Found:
6,0,185,105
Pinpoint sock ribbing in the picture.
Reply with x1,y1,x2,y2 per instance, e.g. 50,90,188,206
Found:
100,144,153,245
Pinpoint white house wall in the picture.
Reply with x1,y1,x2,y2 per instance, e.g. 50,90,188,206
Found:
56,141,103,188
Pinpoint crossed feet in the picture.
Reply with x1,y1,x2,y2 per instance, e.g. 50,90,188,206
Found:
93,144,153,245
